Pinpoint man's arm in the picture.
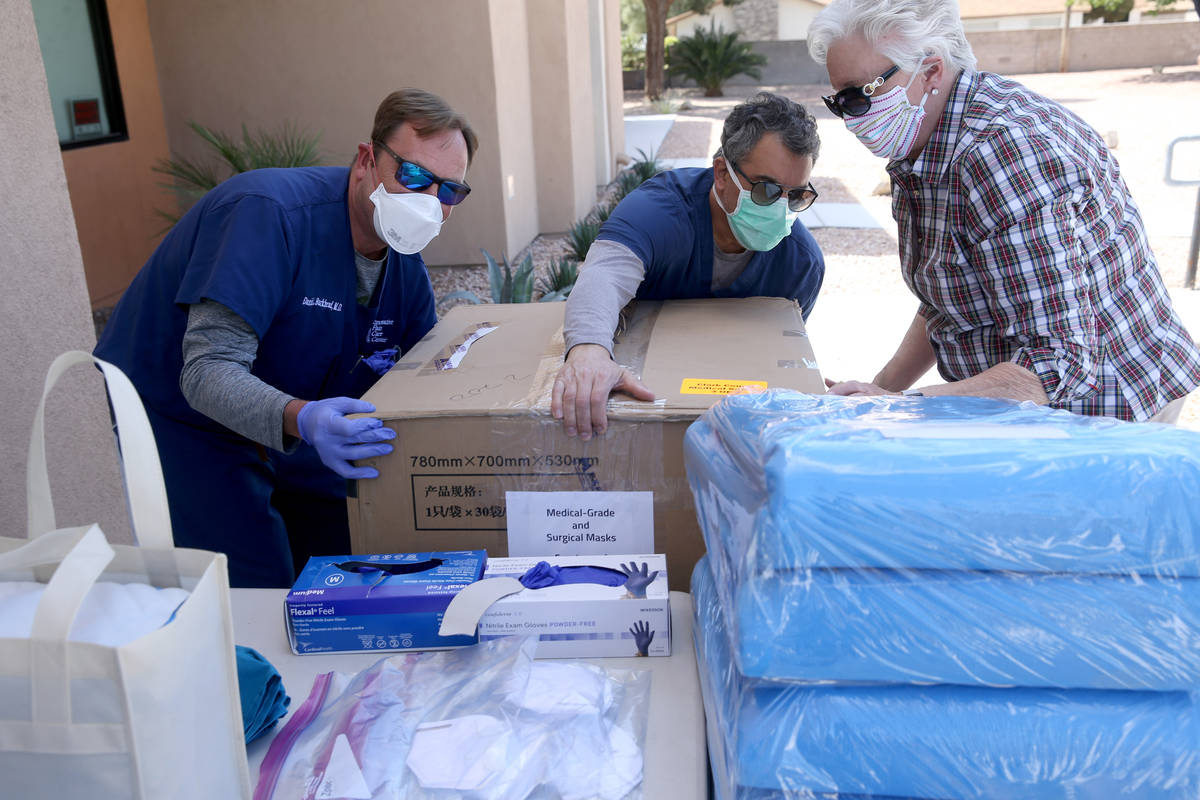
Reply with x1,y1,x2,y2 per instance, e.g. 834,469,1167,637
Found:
180,300,297,450
554,240,654,439
181,301,396,479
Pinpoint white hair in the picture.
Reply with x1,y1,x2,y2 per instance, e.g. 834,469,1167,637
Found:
807,0,977,73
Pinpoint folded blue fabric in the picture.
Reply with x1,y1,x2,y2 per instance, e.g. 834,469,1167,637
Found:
688,392,1200,575
727,568,1200,690
692,556,1200,800
236,645,290,744
686,392,1200,690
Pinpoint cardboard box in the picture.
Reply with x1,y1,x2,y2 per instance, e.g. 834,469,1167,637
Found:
285,550,486,654
349,297,824,590
475,554,671,658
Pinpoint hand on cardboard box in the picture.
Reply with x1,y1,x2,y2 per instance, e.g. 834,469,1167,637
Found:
552,344,654,440
296,396,395,479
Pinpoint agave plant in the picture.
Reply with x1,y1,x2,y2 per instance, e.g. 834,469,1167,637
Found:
669,23,766,97
538,256,580,302
564,218,602,263
628,148,666,184
153,121,322,226
482,249,536,304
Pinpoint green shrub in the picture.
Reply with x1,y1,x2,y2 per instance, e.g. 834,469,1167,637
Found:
565,218,602,263
611,170,645,205
538,256,580,302
668,22,766,97
482,249,535,303
629,148,666,183
153,121,322,227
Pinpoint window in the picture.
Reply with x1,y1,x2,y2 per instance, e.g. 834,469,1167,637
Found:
31,0,127,149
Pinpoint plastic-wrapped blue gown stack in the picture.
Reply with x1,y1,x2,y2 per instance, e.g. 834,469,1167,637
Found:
684,391,1200,799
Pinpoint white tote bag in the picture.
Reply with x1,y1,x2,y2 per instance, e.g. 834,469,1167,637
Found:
0,351,251,799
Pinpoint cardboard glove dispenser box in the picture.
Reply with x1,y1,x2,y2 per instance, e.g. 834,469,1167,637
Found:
348,297,824,590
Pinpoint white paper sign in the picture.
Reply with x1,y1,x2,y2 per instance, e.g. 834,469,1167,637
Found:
505,491,654,556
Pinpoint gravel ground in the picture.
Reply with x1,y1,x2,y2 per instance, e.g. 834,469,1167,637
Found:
431,64,1200,427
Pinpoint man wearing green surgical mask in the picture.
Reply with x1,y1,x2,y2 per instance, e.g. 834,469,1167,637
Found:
553,92,825,439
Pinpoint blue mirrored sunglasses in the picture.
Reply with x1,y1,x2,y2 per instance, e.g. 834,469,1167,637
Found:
373,140,471,206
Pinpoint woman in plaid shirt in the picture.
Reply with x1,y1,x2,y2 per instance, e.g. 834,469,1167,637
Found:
808,0,1200,422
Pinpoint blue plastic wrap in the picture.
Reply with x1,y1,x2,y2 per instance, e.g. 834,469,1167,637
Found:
693,555,1200,800
684,392,1200,689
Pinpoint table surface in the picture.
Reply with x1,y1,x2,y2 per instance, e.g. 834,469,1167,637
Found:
232,588,708,799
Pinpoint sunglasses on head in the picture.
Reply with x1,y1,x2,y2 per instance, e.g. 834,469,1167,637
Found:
822,64,900,118
731,161,819,213
373,140,471,206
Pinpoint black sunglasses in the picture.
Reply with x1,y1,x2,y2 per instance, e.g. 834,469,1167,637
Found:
731,162,819,213
822,64,900,118
373,140,471,206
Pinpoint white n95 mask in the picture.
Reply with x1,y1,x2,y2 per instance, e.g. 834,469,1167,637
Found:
370,183,443,254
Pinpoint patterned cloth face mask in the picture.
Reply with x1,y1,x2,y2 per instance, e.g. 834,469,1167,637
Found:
843,67,929,161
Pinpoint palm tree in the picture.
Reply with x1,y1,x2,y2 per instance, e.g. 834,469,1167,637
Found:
153,121,321,227
669,22,766,98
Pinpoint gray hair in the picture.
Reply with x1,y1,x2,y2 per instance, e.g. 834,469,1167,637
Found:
715,92,820,166
807,0,977,74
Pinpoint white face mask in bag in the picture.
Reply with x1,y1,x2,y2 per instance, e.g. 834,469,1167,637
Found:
370,183,443,254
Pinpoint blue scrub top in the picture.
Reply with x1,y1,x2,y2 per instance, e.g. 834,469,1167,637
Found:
95,166,437,433
596,167,824,317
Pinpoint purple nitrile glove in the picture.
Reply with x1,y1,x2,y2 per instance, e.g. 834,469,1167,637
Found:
296,397,394,479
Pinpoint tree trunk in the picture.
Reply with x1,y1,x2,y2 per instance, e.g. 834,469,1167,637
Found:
1059,3,1072,73
644,0,670,102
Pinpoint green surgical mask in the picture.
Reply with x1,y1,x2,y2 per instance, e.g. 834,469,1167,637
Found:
713,159,798,251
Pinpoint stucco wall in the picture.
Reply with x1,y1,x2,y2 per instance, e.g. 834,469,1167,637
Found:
968,19,1200,74
2,0,129,543
60,0,171,308
527,0,599,233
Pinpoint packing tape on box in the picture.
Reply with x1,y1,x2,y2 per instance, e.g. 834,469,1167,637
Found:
439,577,524,637
420,322,500,376
524,301,666,414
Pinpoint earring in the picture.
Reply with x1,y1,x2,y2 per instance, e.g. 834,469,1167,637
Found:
931,88,939,95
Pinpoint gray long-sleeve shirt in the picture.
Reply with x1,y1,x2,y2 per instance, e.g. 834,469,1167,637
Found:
563,239,752,355
178,251,385,450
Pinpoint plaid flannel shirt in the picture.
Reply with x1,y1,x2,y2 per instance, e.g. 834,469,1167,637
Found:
888,70,1200,420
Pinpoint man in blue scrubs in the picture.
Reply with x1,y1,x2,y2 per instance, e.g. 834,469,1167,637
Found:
95,89,477,587
552,92,825,439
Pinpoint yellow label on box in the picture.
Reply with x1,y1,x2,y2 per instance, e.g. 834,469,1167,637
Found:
680,378,768,396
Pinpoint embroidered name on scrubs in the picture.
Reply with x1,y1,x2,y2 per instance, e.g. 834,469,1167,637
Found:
301,296,343,311
367,319,394,344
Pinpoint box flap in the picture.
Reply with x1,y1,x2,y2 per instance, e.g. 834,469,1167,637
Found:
362,297,822,420
361,302,565,417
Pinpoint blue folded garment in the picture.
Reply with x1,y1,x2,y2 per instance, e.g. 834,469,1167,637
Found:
692,556,1200,800
236,645,290,744
685,392,1200,690
728,568,1200,690
688,392,1200,576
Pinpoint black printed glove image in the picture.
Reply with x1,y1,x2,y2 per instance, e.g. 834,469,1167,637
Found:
619,561,659,599
630,620,654,656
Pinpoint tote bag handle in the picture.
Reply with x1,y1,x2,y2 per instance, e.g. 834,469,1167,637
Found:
26,351,173,550
0,525,117,724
